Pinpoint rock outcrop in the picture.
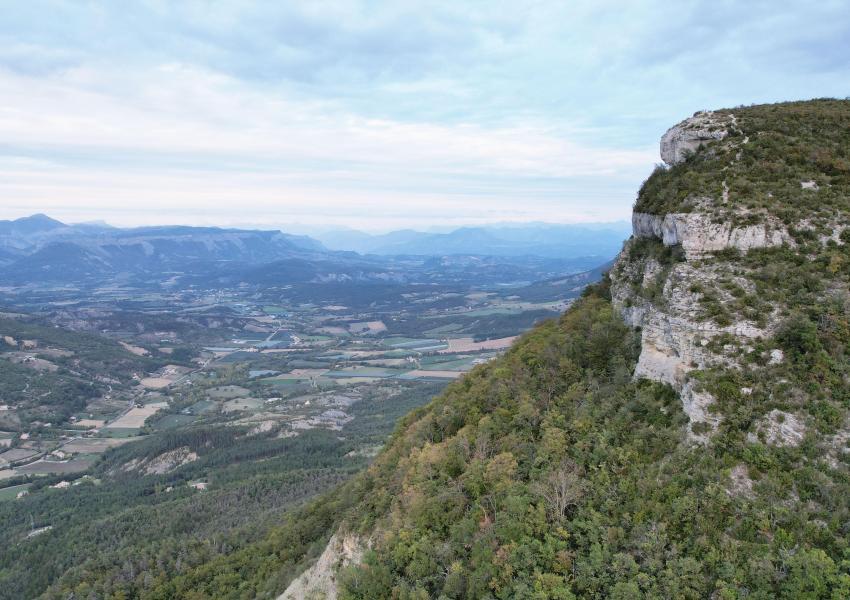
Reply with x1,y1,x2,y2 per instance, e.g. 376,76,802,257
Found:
611,245,746,440
612,114,788,440
660,111,730,165
631,211,792,259
278,533,365,600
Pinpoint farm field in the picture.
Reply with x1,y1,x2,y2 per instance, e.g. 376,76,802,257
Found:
17,458,94,475
0,483,29,501
61,438,132,454
401,369,463,379
103,402,168,429
439,336,517,353
207,385,251,399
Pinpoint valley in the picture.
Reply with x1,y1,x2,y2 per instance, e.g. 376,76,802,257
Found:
1,3,845,598
0,220,607,599
0,258,590,481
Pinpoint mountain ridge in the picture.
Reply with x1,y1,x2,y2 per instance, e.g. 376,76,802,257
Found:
314,223,631,259
0,216,621,289
266,98,850,599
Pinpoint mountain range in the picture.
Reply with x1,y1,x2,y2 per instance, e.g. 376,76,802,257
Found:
0,215,624,289
313,222,631,258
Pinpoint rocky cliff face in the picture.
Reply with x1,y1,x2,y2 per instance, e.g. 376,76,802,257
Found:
611,105,850,445
631,211,793,259
659,111,730,166
610,244,740,440
610,115,792,440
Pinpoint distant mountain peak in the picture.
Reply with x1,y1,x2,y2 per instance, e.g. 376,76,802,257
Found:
0,213,66,236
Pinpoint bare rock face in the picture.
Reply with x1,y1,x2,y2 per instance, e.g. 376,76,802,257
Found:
632,211,792,259
279,533,365,600
120,446,199,476
610,111,796,442
660,111,730,166
726,464,755,498
610,247,769,440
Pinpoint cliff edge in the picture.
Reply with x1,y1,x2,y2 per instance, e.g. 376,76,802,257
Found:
276,99,850,599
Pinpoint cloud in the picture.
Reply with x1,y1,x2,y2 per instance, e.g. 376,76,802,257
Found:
0,1,848,229
0,61,654,228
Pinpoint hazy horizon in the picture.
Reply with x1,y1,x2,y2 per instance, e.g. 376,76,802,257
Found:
0,210,633,236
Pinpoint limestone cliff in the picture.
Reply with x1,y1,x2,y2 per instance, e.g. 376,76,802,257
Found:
611,112,791,440
611,102,850,445
659,110,730,166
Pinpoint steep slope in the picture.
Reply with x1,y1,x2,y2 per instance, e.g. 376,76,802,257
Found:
263,100,850,599
39,99,850,599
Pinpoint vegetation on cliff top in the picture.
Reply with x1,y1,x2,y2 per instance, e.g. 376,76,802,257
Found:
635,98,850,226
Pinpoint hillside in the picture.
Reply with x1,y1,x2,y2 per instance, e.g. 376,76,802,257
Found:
35,98,850,599
0,315,170,426
0,217,609,294
277,99,850,599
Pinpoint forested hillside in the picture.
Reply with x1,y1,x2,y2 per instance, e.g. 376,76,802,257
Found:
27,99,850,599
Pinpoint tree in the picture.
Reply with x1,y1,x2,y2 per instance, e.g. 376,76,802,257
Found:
535,458,584,523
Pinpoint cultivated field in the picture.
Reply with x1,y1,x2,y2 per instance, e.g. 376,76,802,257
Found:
104,402,168,429
404,369,463,379
62,438,132,454
139,377,172,389
207,385,251,399
74,419,106,428
17,458,94,475
349,320,387,334
439,336,517,353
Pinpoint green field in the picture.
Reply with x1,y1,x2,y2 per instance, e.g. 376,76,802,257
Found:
396,372,460,381
97,428,140,438
223,398,263,412
424,323,464,335
262,305,288,314
301,334,332,342
207,385,250,399
186,400,217,414
153,414,197,430
0,483,30,502
265,378,308,387
325,367,407,378
383,337,447,350
16,458,95,475
420,356,481,371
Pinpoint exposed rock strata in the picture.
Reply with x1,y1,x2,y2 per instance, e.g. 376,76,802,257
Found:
747,409,806,448
279,533,365,600
632,211,792,259
612,115,790,441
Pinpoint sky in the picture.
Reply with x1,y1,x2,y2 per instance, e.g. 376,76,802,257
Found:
1,1,849,232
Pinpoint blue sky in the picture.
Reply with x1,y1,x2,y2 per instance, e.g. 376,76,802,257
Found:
1,0,848,231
